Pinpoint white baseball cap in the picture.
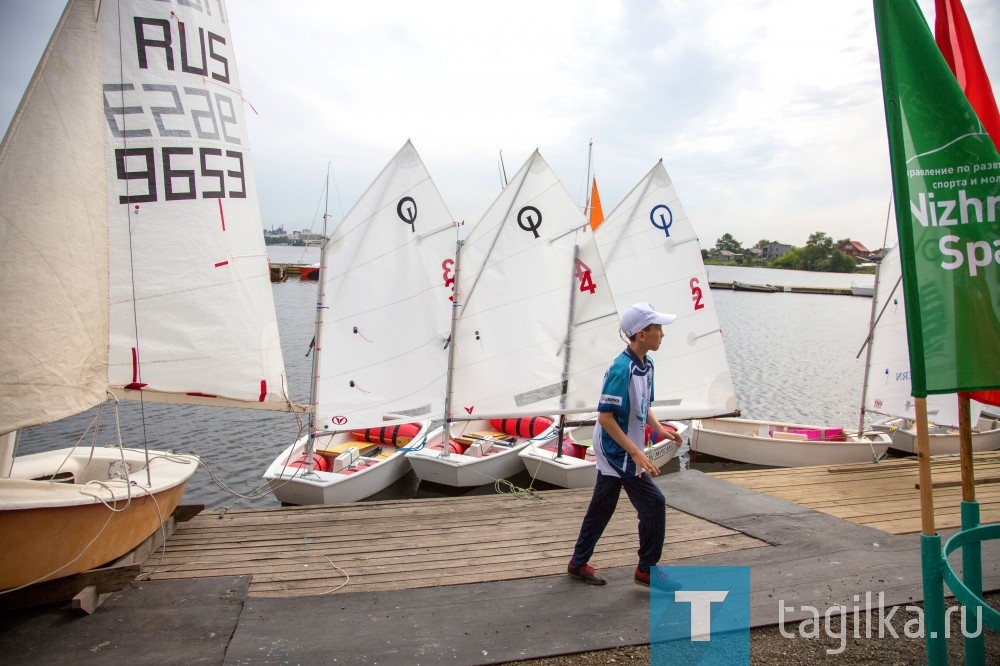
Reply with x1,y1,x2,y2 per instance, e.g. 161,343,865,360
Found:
620,302,677,337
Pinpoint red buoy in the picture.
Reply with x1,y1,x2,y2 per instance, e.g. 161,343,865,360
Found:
490,417,554,439
555,439,583,459
645,422,677,445
288,452,329,472
351,423,421,446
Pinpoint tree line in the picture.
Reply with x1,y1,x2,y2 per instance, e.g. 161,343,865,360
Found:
706,231,867,273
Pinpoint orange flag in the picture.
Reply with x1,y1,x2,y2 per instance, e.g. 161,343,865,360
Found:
589,177,604,230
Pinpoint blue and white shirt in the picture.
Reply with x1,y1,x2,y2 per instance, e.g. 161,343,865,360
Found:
593,347,654,478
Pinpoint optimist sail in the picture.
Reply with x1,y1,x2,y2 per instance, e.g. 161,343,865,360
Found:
449,150,620,419
593,160,737,419
311,141,457,431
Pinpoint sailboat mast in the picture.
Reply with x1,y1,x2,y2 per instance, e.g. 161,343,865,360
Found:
305,165,333,471
857,194,896,436
556,242,582,457
857,257,884,436
498,150,508,188
441,238,464,458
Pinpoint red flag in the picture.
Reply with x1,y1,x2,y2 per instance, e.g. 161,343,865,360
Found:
936,0,1000,405
934,0,1000,144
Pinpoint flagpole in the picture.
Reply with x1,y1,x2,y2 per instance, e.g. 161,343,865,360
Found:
914,397,947,664
957,393,984,662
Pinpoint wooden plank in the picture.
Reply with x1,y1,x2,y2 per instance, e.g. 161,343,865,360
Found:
142,488,768,597
70,585,112,615
915,476,1000,489
0,564,140,612
709,451,1000,534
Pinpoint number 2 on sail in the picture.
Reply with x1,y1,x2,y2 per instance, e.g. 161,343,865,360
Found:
690,277,705,310
575,258,596,294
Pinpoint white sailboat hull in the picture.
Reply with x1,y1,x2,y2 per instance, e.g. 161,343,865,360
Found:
879,415,1000,455
519,421,686,489
0,447,198,590
690,417,891,467
264,427,428,506
406,420,555,488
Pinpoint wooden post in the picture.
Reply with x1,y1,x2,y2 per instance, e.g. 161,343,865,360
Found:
958,394,975,502
916,397,947,664
957,394,985,664
916,397,935,536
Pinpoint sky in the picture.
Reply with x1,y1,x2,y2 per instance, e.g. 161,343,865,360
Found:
2,0,999,252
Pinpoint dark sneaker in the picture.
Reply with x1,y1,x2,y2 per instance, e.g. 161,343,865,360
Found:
634,567,683,591
567,560,607,585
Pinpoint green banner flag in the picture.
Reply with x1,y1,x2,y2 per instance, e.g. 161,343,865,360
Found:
874,0,1000,396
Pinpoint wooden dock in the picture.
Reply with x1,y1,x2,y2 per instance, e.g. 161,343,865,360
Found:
7,466,999,665
710,451,1000,535
140,488,766,598
708,280,855,295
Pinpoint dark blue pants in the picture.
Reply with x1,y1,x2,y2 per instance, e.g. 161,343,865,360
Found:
570,470,666,572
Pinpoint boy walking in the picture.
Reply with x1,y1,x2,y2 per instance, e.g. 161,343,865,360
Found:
567,302,683,589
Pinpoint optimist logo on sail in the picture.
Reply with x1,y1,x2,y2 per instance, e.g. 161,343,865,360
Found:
397,196,417,232
649,204,673,237
517,206,543,238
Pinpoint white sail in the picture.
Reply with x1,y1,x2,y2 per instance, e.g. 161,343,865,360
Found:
312,141,457,431
0,0,108,433
449,150,620,419
99,0,288,408
594,160,737,419
863,246,979,427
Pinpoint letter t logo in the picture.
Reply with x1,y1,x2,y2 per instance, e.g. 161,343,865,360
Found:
675,590,729,641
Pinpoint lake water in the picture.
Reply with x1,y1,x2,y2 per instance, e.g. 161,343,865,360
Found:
17,250,881,509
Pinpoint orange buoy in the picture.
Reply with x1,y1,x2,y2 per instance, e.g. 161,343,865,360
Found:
288,452,329,472
350,423,421,446
490,417,554,439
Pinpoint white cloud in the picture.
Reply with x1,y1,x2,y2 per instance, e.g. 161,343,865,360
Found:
2,0,998,249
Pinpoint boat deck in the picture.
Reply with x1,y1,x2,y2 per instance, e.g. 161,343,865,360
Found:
711,451,1000,534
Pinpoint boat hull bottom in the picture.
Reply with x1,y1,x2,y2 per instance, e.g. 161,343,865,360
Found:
0,447,198,590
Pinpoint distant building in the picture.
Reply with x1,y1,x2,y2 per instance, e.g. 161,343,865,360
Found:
761,241,792,260
715,250,741,262
838,240,870,260
293,230,325,246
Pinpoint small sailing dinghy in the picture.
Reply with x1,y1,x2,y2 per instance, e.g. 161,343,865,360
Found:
264,142,459,505
406,150,621,488
1,0,294,590
587,159,895,466
860,246,1000,454
690,418,891,467
520,417,686,489
519,163,712,486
